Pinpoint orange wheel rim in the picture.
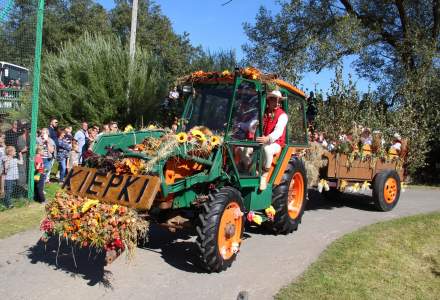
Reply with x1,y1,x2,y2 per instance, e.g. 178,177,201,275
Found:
384,178,398,204
288,172,304,219
217,202,242,260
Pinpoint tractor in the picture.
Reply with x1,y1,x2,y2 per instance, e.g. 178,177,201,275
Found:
64,68,309,272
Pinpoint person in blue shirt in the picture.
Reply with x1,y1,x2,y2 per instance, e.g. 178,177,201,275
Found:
74,121,88,164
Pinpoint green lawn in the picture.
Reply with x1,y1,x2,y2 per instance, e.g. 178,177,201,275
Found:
276,212,440,300
0,183,61,239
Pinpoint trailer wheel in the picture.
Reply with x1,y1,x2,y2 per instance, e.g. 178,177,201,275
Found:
373,170,401,211
196,186,244,272
270,158,308,234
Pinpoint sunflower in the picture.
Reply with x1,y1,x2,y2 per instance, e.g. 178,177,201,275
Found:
221,70,231,76
210,135,221,146
190,129,206,141
176,132,188,143
81,199,100,213
124,124,134,132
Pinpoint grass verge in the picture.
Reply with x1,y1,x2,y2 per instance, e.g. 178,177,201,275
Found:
0,183,61,239
276,212,440,300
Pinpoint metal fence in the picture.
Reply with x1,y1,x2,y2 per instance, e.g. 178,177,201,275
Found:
0,0,44,208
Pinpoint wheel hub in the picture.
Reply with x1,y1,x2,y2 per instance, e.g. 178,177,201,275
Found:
224,223,236,239
218,202,243,260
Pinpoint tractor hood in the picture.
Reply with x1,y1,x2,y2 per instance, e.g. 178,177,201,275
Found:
92,129,166,156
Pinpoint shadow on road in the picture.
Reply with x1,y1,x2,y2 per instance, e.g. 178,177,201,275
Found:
140,224,208,273
306,189,378,212
27,237,113,288
140,224,253,274
140,189,379,273
24,190,379,277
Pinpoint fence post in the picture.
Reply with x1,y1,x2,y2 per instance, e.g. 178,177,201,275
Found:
27,0,45,199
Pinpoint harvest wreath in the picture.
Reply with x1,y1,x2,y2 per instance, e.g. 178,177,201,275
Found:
40,191,149,265
39,126,223,264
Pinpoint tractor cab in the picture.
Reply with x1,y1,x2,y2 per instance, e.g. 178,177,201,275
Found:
179,68,308,194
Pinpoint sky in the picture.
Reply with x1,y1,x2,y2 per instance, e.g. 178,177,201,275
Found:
98,0,374,94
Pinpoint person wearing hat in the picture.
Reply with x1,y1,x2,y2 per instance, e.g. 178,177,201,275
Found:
256,90,288,190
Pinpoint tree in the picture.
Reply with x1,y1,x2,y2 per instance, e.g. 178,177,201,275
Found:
36,33,167,127
110,0,197,80
190,49,238,72
244,1,439,87
43,0,111,54
244,1,440,175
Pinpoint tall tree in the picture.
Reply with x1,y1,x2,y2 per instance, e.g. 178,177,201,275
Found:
244,0,440,175
43,0,111,53
244,0,440,88
36,33,167,127
110,0,196,80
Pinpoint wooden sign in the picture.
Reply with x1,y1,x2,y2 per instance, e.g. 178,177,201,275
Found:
63,166,161,210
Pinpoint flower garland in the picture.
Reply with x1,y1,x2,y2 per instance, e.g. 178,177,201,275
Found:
85,127,223,176
40,192,149,264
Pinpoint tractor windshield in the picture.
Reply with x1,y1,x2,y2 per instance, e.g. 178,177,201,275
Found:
185,84,233,133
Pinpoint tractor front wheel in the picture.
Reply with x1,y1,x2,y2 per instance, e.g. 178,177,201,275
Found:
270,158,308,234
196,186,245,272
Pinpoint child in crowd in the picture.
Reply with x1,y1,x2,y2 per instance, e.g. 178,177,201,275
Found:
57,129,72,183
67,140,80,172
34,146,46,203
2,146,23,208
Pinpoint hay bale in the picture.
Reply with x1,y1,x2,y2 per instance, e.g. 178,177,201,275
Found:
303,142,328,187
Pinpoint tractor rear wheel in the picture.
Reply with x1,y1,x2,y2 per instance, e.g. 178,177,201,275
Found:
196,186,245,272
270,158,308,234
373,170,401,211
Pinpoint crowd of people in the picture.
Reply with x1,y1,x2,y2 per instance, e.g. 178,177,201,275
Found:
308,125,403,154
0,118,121,208
0,79,22,90
0,79,23,97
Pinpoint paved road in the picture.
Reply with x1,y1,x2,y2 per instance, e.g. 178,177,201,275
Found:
0,188,439,300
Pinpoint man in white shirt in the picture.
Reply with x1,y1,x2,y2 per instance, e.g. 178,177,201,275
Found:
256,90,288,190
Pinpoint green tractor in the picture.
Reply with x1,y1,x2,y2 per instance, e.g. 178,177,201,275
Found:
65,68,309,272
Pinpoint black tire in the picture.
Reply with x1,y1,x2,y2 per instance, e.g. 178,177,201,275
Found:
196,186,245,272
372,170,401,211
270,158,308,234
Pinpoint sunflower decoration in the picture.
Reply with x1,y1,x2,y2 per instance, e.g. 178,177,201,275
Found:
176,132,188,143
242,67,261,80
124,124,134,132
190,129,206,143
210,135,221,147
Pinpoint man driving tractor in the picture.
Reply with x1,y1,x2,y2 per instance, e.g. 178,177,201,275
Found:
256,90,288,190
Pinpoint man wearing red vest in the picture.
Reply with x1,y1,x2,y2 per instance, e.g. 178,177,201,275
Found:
256,90,288,190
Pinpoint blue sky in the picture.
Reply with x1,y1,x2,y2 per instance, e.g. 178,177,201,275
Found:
98,0,373,94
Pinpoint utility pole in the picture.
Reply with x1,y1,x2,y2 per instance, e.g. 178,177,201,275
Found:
127,0,139,115
129,0,138,62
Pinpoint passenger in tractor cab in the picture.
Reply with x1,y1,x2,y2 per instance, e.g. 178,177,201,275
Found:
257,90,288,190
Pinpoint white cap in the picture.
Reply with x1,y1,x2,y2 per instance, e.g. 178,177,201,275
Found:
393,133,401,141
267,90,286,99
